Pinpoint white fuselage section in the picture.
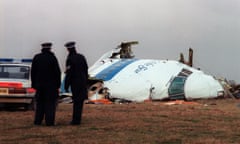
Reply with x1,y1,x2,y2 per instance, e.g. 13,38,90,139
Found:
88,52,224,102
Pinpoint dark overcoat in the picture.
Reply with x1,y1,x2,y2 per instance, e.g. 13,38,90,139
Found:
31,49,61,91
64,50,88,100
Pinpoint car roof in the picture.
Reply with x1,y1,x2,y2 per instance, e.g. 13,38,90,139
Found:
0,63,31,67
0,58,32,67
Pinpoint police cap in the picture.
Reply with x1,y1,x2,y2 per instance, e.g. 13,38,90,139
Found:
41,42,52,48
64,41,75,49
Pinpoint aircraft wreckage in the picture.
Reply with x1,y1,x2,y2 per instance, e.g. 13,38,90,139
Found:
60,41,240,103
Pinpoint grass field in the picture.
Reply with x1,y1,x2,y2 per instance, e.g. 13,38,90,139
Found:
1,98,240,144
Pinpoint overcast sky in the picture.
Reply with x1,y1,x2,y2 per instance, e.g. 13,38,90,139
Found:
1,0,240,82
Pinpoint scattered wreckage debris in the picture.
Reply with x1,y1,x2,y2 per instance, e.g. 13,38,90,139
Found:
59,78,240,104
86,99,112,104
178,48,240,99
179,48,194,67
110,41,138,59
88,42,225,102
163,100,200,105
59,41,239,104
218,78,240,99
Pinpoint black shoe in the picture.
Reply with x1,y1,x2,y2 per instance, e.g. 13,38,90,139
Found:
46,122,55,126
34,122,41,126
70,121,80,125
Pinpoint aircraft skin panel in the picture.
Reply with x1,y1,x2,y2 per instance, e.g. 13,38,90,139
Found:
88,59,120,77
94,59,138,81
102,59,160,101
127,60,181,100
185,73,224,99
208,79,224,96
108,76,153,101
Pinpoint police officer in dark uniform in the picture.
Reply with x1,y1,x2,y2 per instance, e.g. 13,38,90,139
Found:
31,42,61,126
64,41,88,125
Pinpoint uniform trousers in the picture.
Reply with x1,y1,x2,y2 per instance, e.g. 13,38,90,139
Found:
71,86,87,124
34,88,58,126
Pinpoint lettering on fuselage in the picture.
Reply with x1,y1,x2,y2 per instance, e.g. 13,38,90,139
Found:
134,61,158,73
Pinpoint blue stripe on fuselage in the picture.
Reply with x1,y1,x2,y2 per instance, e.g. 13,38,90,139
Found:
95,59,138,81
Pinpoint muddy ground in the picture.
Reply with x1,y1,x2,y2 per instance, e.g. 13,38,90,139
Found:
1,98,240,144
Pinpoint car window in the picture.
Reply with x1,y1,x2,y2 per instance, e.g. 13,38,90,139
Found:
0,65,30,79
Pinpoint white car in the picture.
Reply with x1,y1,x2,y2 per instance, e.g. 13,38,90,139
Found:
0,59,35,110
